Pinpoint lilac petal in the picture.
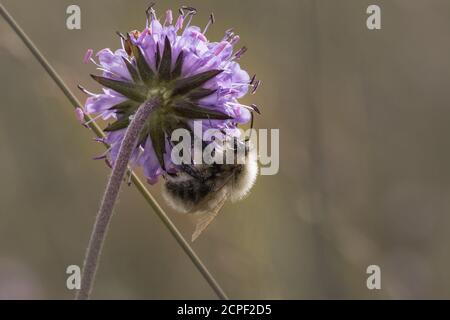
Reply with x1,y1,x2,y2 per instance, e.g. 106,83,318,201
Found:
139,137,163,180
96,48,130,80
83,49,93,64
232,106,252,123
150,19,163,36
105,130,126,163
84,89,126,119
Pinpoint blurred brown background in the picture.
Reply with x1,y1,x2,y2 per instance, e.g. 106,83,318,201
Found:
1,0,450,299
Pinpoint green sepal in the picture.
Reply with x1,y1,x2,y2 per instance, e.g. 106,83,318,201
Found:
171,102,233,120
158,36,172,81
172,69,223,96
104,115,131,132
108,99,140,113
155,44,161,70
131,42,154,85
90,74,147,102
171,50,184,79
121,57,141,83
186,88,217,101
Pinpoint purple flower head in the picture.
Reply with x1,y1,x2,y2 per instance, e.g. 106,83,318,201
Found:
81,6,259,184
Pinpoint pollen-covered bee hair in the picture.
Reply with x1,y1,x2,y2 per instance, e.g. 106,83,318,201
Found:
162,135,258,241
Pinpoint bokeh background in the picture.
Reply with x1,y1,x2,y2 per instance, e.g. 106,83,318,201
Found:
1,0,450,299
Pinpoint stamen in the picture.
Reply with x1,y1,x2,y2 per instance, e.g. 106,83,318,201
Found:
230,35,240,45
249,74,256,85
89,56,103,69
93,137,106,143
250,104,261,114
249,110,254,131
145,2,157,28
77,84,97,96
164,9,173,26
226,102,261,114
175,14,184,31
181,6,197,14
93,154,107,160
221,28,234,41
186,14,194,30
96,67,123,79
115,31,126,40
83,112,106,126
203,13,215,35
83,49,93,64
181,6,197,30
251,80,261,95
115,31,127,51
104,158,112,169
230,82,252,88
92,147,112,160
75,107,85,123
234,46,248,60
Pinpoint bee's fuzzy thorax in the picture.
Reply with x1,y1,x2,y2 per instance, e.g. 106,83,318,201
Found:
229,143,258,202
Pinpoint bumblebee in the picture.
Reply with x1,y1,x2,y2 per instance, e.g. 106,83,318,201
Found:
162,137,258,241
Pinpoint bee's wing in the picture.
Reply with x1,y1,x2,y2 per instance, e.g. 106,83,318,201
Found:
191,189,229,242
190,168,238,241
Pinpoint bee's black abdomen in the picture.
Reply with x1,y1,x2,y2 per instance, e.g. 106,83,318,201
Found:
165,176,213,206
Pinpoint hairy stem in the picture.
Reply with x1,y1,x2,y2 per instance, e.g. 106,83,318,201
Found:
76,97,160,300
